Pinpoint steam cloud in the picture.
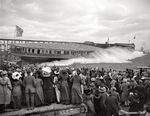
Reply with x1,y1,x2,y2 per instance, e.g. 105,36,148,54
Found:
41,47,144,67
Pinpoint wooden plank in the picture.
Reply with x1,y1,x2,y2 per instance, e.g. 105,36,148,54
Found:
1,103,87,116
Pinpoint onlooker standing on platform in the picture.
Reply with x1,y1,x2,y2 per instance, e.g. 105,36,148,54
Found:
34,71,44,107
105,91,120,116
145,80,150,106
60,69,70,105
71,70,83,105
0,71,12,112
12,72,22,109
83,87,96,116
99,87,107,116
120,79,129,106
23,69,36,110
135,80,145,111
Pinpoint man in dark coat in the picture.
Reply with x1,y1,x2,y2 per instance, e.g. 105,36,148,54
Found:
23,69,36,110
105,91,119,116
135,80,145,111
145,80,150,106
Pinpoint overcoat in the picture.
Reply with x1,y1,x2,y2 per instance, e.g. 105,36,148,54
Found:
0,77,12,105
23,75,36,93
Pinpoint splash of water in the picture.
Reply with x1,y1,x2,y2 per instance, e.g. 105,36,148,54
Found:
41,47,144,67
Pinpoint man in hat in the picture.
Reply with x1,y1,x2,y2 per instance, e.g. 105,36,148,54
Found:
128,92,141,115
105,91,120,116
145,80,150,106
98,87,107,116
23,69,36,110
94,89,101,116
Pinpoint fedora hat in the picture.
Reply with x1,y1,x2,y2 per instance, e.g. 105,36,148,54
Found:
84,87,92,95
60,69,68,77
123,79,127,83
99,87,106,93
91,77,96,82
111,87,116,91
16,68,22,72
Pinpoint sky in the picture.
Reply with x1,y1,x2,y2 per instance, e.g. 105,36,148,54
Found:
0,0,150,50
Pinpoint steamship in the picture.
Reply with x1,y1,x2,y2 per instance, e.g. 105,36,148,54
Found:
10,42,97,63
0,38,135,64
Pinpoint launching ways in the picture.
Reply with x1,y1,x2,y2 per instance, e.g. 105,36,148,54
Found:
1,103,87,116
1,103,146,116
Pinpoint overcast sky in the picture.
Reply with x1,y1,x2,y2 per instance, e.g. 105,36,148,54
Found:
0,0,150,50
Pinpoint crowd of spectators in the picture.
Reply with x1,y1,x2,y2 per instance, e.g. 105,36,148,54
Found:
0,63,150,116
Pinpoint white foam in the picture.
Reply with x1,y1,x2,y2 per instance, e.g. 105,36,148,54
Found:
40,47,145,66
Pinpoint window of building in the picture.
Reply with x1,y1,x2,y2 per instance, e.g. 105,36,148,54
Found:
16,47,21,52
28,48,30,53
37,49,40,54
71,51,74,55
32,49,34,53
42,50,44,54
57,51,61,54
64,51,69,55
46,50,49,54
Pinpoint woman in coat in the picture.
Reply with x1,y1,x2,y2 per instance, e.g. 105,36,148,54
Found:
83,87,96,116
12,72,22,109
43,72,56,104
34,71,44,106
0,71,12,112
71,70,83,105
60,69,70,105
120,79,129,106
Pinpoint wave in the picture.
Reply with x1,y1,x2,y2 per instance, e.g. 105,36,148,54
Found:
40,47,145,67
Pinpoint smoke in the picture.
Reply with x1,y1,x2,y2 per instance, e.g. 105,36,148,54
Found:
41,47,145,67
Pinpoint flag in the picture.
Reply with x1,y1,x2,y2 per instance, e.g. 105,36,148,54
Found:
133,36,136,39
107,37,109,42
16,25,23,37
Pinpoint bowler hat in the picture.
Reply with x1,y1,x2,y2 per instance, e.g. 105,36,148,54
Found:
99,87,106,93
60,69,68,76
